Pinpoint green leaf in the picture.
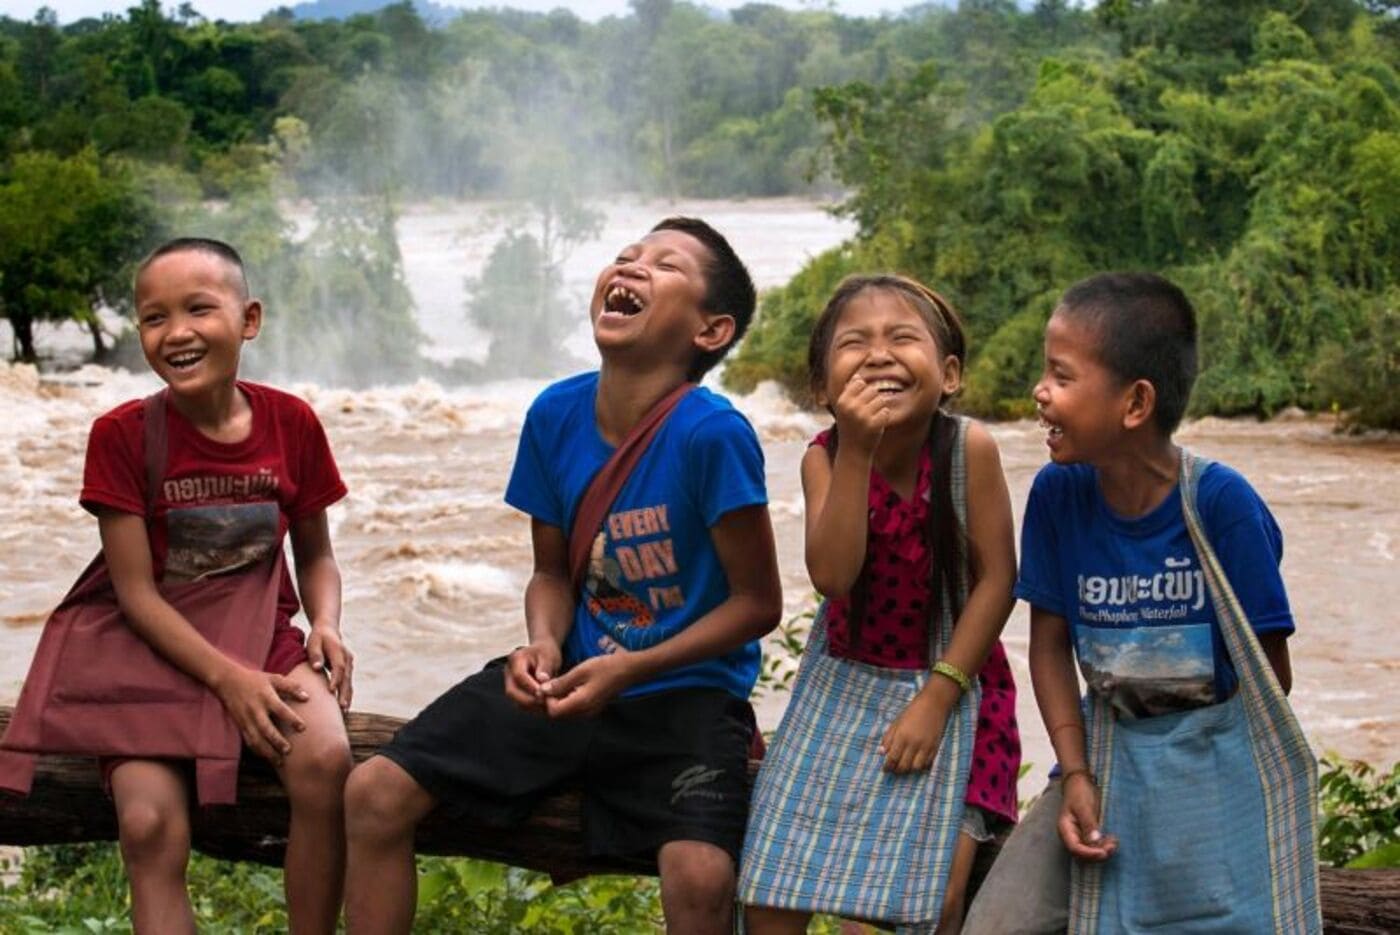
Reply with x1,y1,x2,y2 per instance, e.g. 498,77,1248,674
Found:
455,859,508,895
1346,841,1400,869
416,867,454,908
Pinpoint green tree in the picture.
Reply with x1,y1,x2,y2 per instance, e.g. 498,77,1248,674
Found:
16,7,60,106
0,149,156,360
464,135,602,379
465,231,580,379
265,195,423,386
729,0,1400,429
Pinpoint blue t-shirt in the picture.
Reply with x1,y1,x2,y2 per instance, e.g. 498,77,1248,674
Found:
1017,461,1294,718
505,372,768,700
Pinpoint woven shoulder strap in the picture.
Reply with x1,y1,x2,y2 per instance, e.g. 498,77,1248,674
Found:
142,390,169,520
567,382,695,592
928,415,970,658
1180,451,1321,932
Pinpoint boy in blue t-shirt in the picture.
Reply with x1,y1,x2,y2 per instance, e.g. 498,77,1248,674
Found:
343,217,783,934
964,272,1297,933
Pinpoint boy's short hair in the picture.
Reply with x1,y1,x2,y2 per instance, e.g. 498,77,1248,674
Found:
1058,272,1198,434
649,217,756,380
135,237,250,300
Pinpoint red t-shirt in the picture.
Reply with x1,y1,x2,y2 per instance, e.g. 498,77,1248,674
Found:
80,382,347,627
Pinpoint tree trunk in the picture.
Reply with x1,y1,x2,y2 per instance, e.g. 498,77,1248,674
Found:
0,707,656,882
9,315,36,362
86,315,107,358
0,706,1394,931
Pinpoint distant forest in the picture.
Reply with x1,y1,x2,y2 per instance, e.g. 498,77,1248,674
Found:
1,0,1397,425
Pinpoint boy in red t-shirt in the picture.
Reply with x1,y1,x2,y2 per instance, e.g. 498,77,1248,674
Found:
81,238,353,933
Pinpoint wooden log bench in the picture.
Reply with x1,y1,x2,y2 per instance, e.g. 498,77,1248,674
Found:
1,707,1396,933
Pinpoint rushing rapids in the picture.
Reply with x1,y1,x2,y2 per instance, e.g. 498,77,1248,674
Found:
2,363,1396,789
2,198,1396,789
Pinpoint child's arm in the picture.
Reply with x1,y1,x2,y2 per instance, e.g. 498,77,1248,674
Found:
98,509,308,766
881,422,1017,772
803,374,890,596
503,518,576,712
541,504,782,718
1030,606,1117,862
1204,468,1295,692
290,509,351,711
1260,633,1292,694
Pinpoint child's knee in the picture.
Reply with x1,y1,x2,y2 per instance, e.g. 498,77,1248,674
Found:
285,733,353,802
344,757,422,840
117,799,190,866
659,842,735,916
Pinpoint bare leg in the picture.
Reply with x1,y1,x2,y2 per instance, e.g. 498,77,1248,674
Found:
343,755,438,934
274,662,354,934
745,904,813,934
936,831,981,935
658,840,736,935
110,760,196,935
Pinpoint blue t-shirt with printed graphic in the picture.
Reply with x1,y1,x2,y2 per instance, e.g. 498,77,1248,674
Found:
1017,460,1294,718
505,372,768,700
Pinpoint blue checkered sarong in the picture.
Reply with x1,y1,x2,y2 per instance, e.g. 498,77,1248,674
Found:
739,418,977,932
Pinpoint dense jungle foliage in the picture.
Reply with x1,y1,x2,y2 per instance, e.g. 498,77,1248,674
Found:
1,0,1397,424
2,0,1093,379
724,0,1400,428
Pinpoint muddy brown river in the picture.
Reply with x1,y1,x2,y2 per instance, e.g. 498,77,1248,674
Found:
1,198,1395,794
3,366,1396,791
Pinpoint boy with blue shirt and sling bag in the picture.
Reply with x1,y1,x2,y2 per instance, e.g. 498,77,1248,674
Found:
341,217,783,935
963,272,1321,934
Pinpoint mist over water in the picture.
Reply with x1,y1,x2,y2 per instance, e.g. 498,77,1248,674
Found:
2,199,1397,792
394,197,857,368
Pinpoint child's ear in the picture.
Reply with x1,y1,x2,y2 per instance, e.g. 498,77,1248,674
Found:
693,312,736,356
1122,378,1156,430
241,300,263,341
941,354,962,395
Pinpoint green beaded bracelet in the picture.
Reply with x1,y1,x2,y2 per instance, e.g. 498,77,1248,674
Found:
931,659,972,694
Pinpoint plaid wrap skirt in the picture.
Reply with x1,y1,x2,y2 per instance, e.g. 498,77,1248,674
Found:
738,608,979,931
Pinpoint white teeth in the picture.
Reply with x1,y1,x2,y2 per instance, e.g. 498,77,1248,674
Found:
605,285,644,315
168,352,203,368
872,379,904,393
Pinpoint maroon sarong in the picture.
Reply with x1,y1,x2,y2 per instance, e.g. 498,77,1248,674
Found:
0,392,281,805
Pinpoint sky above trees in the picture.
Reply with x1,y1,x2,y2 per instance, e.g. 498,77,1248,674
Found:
1,0,926,24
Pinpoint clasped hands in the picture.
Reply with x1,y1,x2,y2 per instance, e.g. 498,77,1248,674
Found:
504,641,632,718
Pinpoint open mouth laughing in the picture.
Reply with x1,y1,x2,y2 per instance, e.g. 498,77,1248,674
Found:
166,350,206,371
602,284,646,317
869,378,907,396
1038,411,1064,443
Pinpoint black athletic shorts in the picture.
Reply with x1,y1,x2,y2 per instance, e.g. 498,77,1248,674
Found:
376,658,757,863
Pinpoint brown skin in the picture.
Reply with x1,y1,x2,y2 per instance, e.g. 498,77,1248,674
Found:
346,228,783,935
106,248,352,933
751,290,1017,935
1029,308,1293,863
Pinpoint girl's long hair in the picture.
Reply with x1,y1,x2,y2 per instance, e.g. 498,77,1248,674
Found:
809,275,971,652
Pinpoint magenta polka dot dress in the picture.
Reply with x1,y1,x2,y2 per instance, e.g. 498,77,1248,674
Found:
814,430,1021,825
